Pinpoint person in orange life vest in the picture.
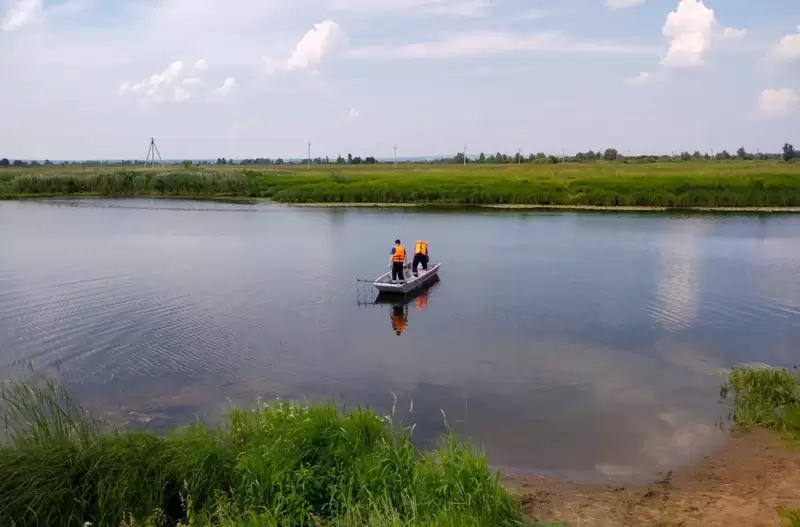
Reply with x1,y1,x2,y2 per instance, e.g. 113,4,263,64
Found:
391,304,407,336
412,240,429,277
390,239,406,281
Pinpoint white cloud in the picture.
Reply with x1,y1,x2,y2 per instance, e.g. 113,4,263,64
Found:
1,0,87,31
605,0,645,10
625,71,651,85
287,20,347,71
213,77,237,97
759,88,799,118
721,27,747,41
1,0,43,31
661,0,717,68
349,31,657,60
767,25,800,64
264,20,348,77
347,107,360,121
118,59,232,104
332,0,490,18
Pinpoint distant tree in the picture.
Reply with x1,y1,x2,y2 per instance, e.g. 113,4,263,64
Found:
736,147,748,160
783,143,796,162
0,158,8,167
528,154,535,162
30,160,40,166
535,152,546,160
352,156,362,165
547,155,560,164
12,160,25,166
325,156,330,164
478,152,486,162
347,153,353,164
364,156,377,164
275,158,284,165
44,159,53,165
336,155,345,164
680,152,692,161
603,148,618,161
181,160,192,168
453,152,465,164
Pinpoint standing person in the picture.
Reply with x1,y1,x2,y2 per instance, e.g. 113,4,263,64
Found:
412,239,429,277
390,239,406,282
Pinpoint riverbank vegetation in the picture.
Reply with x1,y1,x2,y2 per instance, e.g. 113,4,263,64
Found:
2,162,800,208
0,377,527,527
728,366,800,440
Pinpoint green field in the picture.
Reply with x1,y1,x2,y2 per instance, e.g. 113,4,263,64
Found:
2,162,800,208
0,378,532,527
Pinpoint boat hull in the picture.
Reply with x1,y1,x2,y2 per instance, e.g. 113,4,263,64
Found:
373,263,441,294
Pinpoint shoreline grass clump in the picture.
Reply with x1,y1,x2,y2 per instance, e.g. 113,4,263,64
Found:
727,366,800,439
2,162,800,209
0,378,524,527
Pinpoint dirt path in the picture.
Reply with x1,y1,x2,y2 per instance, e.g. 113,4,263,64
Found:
504,429,800,527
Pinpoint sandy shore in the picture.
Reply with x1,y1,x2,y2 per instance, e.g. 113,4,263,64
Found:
505,429,800,527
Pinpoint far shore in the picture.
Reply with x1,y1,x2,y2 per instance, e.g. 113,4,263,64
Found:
6,195,800,213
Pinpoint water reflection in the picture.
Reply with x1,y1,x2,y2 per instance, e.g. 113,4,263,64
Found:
357,277,440,337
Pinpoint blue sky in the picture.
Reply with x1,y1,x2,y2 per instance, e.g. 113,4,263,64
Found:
1,0,798,159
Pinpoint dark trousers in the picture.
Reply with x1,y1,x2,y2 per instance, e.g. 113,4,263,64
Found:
412,253,428,274
391,262,405,281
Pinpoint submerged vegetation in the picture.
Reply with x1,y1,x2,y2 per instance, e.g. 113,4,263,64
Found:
2,162,800,208
0,377,525,527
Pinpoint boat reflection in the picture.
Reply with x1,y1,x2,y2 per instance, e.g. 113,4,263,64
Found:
357,277,440,336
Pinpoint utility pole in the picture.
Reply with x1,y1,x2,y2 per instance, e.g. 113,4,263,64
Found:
145,137,165,169
307,142,311,171
561,148,565,164
394,144,398,168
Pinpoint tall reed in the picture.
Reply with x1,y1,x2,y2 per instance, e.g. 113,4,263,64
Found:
0,377,525,527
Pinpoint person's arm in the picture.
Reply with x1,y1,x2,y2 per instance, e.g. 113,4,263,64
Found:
390,247,396,266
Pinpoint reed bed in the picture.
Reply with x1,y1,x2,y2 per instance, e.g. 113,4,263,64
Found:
0,378,528,527
727,366,800,437
2,162,800,208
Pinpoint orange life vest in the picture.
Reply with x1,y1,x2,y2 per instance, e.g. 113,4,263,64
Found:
392,315,406,335
392,245,406,263
414,241,428,256
415,295,428,311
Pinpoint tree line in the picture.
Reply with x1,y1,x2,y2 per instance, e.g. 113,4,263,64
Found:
1,144,795,168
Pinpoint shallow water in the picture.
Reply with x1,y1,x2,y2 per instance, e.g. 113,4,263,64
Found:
1,199,799,482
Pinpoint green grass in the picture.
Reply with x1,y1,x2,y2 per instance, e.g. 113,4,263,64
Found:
727,366,800,438
0,378,527,527
2,162,800,208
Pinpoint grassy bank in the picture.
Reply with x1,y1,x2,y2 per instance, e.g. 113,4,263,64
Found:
728,366,800,439
0,378,527,527
727,366,800,526
2,162,800,208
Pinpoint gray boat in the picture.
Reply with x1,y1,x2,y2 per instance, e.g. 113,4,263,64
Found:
373,263,441,294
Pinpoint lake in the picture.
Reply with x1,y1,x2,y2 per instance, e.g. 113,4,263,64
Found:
1,199,799,483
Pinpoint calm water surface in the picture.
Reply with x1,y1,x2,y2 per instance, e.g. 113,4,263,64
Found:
2,199,799,482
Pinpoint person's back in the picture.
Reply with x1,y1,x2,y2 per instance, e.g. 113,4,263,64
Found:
390,239,406,282
412,240,429,276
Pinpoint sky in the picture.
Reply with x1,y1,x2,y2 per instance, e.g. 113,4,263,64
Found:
1,0,799,160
